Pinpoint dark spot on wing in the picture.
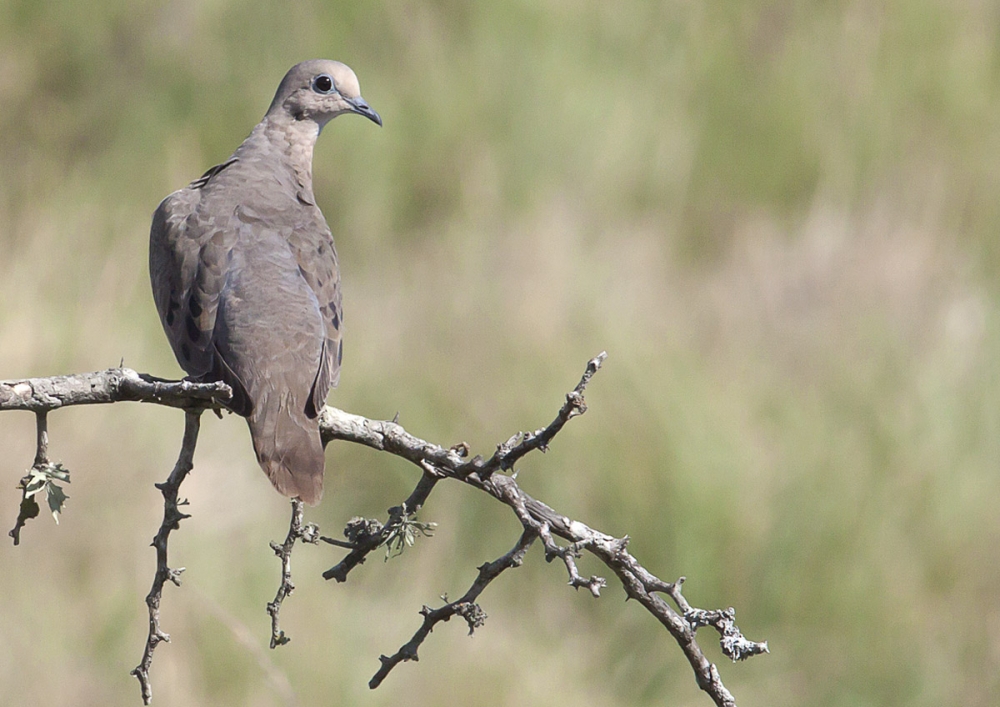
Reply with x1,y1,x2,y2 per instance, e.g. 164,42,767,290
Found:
188,295,202,318
331,309,340,330
190,158,238,189
165,298,179,326
185,315,201,343
337,339,343,365
180,342,191,361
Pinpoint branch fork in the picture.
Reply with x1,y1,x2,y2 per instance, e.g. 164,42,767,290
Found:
3,352,767,707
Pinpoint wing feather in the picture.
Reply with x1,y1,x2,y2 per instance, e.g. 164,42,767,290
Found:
149,172,252,415
288,223,342,418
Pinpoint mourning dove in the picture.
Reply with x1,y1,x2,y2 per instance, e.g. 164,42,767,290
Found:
149,60,381,505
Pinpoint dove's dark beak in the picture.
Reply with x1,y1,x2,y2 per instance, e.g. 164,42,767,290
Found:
347,96,382,127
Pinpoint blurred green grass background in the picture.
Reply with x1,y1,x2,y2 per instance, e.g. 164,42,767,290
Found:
3,1,1000,705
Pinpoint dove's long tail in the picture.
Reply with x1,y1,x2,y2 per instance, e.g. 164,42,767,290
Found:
247,390,325,505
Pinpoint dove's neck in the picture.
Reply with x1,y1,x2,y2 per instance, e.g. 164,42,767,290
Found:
250,113,321,198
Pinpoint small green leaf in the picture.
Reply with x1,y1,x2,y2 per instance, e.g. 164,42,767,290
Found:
46,482,69,524
23,470,48,498
18,462,71,525
381,515,437,560
46,463,71,483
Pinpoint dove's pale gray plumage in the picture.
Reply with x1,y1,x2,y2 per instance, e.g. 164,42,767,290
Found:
149,60,381,504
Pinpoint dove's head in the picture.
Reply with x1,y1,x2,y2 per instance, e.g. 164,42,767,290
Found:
267,60,381,129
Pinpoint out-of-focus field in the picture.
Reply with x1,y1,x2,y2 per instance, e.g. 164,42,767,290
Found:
3,2,1000,705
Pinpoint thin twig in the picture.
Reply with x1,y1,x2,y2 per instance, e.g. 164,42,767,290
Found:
267,499,319,648
33,410,49,466
317,354,765,707
9,410,69,544
535,524,607,597
321,471,439,582
483,351,607,475
130,410,201,705
2,355,767,707
369,530,536,688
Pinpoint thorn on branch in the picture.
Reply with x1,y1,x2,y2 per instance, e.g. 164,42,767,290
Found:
535,525,607,598
570,574,607,597
496,432,521,461
166,567,186,587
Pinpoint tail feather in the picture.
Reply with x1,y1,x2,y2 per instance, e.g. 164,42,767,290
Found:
247,393,325,505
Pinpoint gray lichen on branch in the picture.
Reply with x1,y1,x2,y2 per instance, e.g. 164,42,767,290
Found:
315,352,766,706
0,368,233,412
1,354,767,707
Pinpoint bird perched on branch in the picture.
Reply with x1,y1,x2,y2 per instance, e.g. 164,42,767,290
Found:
149,60,381,504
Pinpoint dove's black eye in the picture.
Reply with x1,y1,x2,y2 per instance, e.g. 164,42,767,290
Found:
311,74,335,94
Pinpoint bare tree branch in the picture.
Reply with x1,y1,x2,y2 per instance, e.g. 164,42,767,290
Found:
369,529,536,689
0,368,231,412
315,353,767,706
2,356,767,707
130,410,202,705
267,499,319,648
320,471,440,582
483,351,606,474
